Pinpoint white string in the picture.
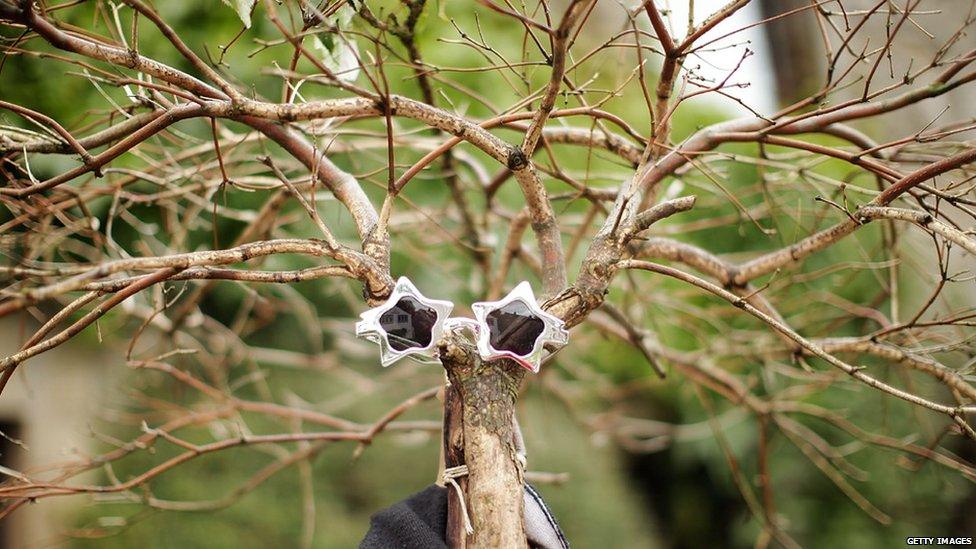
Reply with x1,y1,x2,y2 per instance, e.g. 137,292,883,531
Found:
442,465,474,535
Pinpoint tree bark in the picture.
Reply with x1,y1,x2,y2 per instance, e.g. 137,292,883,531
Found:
443,376,468,549
442,345,527,549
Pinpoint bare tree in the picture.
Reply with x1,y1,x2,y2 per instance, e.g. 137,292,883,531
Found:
1,0,975,546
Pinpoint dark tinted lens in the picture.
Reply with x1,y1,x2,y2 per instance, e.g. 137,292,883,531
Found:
486,300,544,356
379,296,437,351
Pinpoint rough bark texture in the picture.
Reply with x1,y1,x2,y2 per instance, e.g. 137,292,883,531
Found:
441,345,527,549
443,379,468,549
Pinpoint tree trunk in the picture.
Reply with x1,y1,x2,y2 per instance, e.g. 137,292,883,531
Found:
442,346,527,549
443,375,468,549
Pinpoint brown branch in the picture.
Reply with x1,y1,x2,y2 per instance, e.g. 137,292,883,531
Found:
618,260,976,424
815,337,976,403
858,206,976,256
0,238,378,312
0,267,181,375
520,0,587,156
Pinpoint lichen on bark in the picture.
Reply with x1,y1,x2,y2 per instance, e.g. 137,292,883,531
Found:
440,342,528,548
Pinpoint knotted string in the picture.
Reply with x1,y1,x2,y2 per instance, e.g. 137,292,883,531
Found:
442,464,474,535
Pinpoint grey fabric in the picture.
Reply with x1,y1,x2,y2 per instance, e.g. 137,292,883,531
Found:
524,483,570,549
360,484,569,549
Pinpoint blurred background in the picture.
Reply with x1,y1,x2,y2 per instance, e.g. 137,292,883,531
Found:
2,1,975,547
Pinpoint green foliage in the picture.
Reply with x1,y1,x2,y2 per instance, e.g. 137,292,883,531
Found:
2,1,973,547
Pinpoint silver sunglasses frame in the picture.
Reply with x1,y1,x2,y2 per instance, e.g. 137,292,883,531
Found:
356,277,568,372
470,281,569,373
355,277,454,367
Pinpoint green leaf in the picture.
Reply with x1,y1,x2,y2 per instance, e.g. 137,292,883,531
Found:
311,35,360,83
221,0,256,28
332,5,354,28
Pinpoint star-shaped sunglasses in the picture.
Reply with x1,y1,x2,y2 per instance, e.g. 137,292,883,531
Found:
355,277,569,373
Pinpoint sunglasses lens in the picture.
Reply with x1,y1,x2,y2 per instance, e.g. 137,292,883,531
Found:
486,300,544,357
379,296,438,351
